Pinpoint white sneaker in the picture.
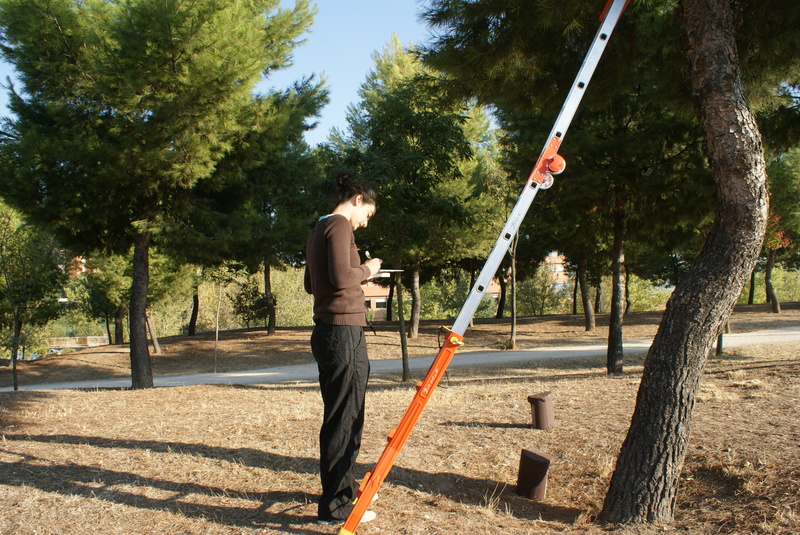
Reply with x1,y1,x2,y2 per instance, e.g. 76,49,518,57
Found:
317,509,377,525
361,510,377,523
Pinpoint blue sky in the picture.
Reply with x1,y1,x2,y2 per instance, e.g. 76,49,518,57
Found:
0,0,432,146
271,0,432,145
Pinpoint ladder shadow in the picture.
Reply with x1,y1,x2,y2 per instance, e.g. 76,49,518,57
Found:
4,432,584,527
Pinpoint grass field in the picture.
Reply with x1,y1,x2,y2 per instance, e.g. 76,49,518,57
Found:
1,304,799,534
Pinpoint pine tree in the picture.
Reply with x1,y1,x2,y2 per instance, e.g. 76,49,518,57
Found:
331,36,490,339
0,0,319,388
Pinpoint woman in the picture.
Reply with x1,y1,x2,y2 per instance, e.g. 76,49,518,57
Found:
304,172,382,524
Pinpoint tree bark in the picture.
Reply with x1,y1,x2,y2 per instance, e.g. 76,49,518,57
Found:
386,279,395,322
189,267,201,336
114,305,126,344
572,274,579,315
578,255,595,332
764,249,781,313
495,267,507,319
145,309,161,354
624,271,632,315
409,265,421,338
264,263,276,335
748,267,756,304
607,188,626,375
105,314,113,346
396,274,410,381
601,0,768,524
188,289,199,336
594,285,602,314
129,230,154,389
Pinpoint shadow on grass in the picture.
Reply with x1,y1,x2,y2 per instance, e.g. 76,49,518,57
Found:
441,421,533,430
0,391,56,423
1,433,584,528
1,450,320,533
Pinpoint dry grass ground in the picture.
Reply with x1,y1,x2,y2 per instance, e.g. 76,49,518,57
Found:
1,304,799,534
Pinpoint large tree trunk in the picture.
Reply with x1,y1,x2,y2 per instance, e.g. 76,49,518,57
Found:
264,263,276,335
129,231,154,389
114,305,126,344
409,265,421,338
764,249,781,313
601,0,768,524
607,188,626,375
578,254,595,332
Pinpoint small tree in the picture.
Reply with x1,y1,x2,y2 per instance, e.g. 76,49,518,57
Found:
231,277,270,328
334,37,494,338
0,201,68,390
759,146,800,312
78,254,131,344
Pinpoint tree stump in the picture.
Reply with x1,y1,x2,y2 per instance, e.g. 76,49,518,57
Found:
516,449,553,500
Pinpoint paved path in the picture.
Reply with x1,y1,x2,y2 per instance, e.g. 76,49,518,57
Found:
4,326,799,392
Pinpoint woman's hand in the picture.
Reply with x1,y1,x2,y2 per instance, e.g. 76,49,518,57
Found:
365,258,382,276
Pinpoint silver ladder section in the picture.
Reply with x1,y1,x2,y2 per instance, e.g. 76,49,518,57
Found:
451,0,629,335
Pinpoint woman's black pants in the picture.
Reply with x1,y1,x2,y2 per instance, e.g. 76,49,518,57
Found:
310,323,370,520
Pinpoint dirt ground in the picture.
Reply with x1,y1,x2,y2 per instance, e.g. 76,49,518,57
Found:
1,304,799,534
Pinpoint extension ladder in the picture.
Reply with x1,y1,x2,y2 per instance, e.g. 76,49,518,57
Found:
339,1,630,532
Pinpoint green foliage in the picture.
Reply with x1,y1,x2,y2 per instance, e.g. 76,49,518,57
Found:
230,278,270,328
506,267,671,318
420,275,496,320
766,147,800,254
738,266,800,304
43,305,108,339
0,0,324,385
193,266,312,331
76,254,132,323
0,320,50,358
193,279,241,333
0,0,313,252
34,264,313,338
0,199,69,357
625,274,672,312
72,249,196,325
420,0,799,295
270,266,314,326
169,95,328,270
514,263,572,316
330,36,487,270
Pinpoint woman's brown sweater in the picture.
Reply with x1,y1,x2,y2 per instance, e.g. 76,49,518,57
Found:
304,214,371,326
